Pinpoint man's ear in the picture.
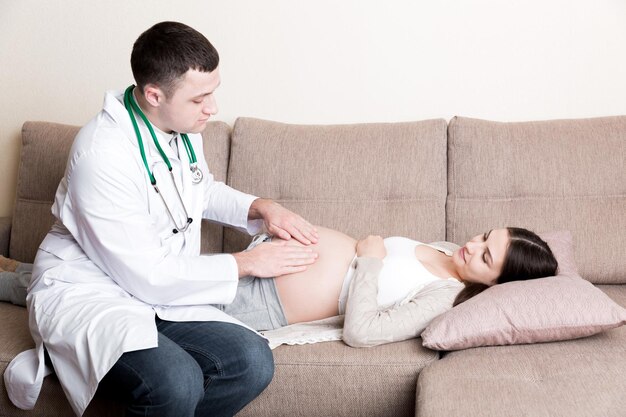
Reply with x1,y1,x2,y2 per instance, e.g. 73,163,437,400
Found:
143,84,165,108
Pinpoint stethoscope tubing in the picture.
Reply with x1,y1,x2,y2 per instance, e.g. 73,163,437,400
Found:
124,85,199,234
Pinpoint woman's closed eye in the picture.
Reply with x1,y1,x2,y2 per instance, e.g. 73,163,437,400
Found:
482,231,492,265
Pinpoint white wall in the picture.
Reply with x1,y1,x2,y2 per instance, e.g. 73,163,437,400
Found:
1,0,625,217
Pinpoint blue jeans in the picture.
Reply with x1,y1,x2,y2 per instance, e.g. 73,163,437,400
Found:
97,318,274,417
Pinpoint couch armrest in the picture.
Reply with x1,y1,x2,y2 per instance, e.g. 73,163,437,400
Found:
0,216,11,257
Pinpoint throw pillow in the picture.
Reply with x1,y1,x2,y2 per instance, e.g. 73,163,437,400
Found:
421,231,626,350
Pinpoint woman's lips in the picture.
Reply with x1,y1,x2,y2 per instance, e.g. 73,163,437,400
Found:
461,247,466,263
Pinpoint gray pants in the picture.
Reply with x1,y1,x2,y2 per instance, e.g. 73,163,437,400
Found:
0,262,32,307
213,234,289,331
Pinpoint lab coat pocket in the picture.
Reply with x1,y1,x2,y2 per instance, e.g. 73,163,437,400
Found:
33,236,86,290
39,234,87,262
36,235,112,288
31,282,86,320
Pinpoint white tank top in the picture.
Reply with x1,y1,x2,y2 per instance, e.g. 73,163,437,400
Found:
338,237,456,313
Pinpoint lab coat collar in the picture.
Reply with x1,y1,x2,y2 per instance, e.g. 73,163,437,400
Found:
102,90,180,162
103,90,193,202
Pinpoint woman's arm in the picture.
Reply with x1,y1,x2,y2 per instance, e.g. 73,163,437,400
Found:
342,237,463,348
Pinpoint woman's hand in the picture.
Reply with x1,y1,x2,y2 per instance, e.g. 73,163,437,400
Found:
356,235,386,260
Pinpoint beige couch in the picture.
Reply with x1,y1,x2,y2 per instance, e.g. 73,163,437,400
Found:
1,116,624,417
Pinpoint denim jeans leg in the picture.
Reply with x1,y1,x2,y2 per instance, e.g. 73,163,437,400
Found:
98,320,273,417
156,319,275,417
97,332,205,417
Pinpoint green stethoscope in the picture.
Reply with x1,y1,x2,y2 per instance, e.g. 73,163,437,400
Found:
123,85,203,234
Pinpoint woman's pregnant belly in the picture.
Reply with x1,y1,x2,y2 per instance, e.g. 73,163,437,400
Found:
274,226,357,324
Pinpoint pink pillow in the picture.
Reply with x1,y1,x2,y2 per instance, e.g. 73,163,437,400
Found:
421,231,626,350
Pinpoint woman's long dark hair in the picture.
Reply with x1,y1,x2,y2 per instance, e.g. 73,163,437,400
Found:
453,227,558,306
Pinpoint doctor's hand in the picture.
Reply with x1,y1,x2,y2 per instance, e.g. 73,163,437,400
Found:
248,198,319,245
233,240,318,278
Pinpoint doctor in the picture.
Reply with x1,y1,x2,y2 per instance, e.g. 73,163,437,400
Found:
5,21,319,417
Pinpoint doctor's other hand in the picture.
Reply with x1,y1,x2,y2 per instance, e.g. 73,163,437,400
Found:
356,235,386,260
248,198,319,245
233,240,319,278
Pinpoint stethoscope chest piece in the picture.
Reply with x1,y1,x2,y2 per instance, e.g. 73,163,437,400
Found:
190,163,203,184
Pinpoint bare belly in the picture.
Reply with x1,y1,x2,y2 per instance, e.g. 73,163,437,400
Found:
274,227,357,324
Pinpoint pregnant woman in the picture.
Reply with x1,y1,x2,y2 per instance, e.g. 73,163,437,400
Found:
0,226,557,347
216,225,558,347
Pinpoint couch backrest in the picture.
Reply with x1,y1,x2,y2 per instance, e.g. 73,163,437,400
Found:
11,121,230,262
197,121,231,254
446,116,626,284
14,116,625,285
11,122,79,262
224,117,449,252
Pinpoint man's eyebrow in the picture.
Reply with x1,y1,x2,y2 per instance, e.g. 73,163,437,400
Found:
193,82,221,98
192,92,212,99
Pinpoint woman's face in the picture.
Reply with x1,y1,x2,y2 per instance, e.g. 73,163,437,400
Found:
452,228,510,286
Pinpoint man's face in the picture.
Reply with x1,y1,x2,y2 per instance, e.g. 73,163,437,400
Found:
157,67,220,134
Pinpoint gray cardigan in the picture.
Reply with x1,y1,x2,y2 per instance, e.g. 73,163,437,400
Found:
342,242,465,348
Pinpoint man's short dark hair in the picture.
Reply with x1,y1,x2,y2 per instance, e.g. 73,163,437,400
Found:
131,21,219,97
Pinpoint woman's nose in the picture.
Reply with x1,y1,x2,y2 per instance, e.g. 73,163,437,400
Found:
466,240,480,254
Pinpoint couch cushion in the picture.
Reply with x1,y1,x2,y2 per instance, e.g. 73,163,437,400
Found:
0,303,124,416
416,285,626,417
0,305,437,417
238,339,438,417
446,116,626,284
0,301,437,417
11,121,231,263
600,284,626,307
0,217,11,257
225,117,448,252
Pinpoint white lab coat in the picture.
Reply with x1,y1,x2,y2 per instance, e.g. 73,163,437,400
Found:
4,90,263,416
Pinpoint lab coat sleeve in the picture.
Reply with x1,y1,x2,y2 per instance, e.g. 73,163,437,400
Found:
342,257,463,348
63,147,239,306
194,133,263,235
201,170,263,235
